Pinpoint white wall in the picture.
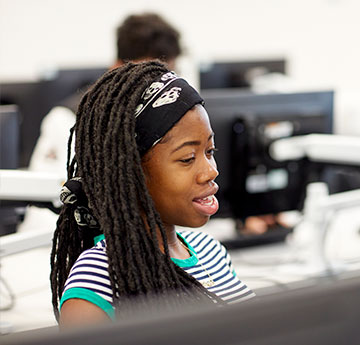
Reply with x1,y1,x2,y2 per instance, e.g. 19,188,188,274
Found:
1,0,360,133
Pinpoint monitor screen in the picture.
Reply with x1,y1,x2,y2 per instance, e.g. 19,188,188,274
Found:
202,89,334,219
2,275,359,345
0,104,21,235
199,59,286,90
0,67,107,167
0,104,19,169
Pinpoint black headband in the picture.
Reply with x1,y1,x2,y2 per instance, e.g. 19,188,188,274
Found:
134,72,204,156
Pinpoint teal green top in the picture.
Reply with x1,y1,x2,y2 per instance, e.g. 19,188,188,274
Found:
60,288,115,319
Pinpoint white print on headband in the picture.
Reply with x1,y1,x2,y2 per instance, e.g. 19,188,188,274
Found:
153,87,182,108
161,72,177,81
143,82,165,101
134,75,180,117
134,103,144,116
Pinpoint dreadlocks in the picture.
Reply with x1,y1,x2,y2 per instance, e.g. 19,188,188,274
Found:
50,61,220,321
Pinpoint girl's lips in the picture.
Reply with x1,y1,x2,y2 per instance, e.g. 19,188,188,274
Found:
192,194,219,216
193,182,219,201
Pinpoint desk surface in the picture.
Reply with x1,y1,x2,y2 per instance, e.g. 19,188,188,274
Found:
1,206,360,334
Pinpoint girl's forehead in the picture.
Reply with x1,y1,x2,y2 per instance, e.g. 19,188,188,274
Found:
173,105,211,131
142,105,212,161
161,106,213,145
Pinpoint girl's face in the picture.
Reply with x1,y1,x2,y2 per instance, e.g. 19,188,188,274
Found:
142,104,219,230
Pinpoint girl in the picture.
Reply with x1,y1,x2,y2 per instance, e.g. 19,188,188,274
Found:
50,61,254,328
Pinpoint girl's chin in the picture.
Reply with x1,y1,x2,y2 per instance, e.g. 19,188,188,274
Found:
178,215,211,229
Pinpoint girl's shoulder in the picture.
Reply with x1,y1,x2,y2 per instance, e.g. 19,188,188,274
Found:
75,238,108,264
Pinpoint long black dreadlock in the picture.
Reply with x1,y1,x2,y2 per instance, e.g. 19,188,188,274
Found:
50,60,221,321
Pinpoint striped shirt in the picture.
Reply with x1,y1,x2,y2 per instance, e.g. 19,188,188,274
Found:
60,231,255,319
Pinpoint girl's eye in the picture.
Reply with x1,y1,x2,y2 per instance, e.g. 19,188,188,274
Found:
180,157,195,164
207,147,218,157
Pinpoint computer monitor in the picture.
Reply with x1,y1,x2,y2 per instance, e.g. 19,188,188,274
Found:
202,89,334,219
0,67,107,167
0,104,20,235
0,105,19,169
199,59,286,90
2,274,359,345
0,81,47,168
49,67,107,108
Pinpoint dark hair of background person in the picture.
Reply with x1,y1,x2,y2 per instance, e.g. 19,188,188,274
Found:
116,13,182,64
50,61,221,322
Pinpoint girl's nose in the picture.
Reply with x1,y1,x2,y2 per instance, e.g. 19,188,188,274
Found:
196,158,218,184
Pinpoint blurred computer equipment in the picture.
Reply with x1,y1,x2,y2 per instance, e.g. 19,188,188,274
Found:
199,59,286,90
2,274,359,345
203,89,334,247
203,89,334,217
0,105,21,235
0,67,106,168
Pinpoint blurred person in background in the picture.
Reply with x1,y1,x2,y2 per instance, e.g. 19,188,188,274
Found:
29,12,182,176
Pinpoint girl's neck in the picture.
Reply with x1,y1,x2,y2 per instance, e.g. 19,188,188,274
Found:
158,224,190,260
